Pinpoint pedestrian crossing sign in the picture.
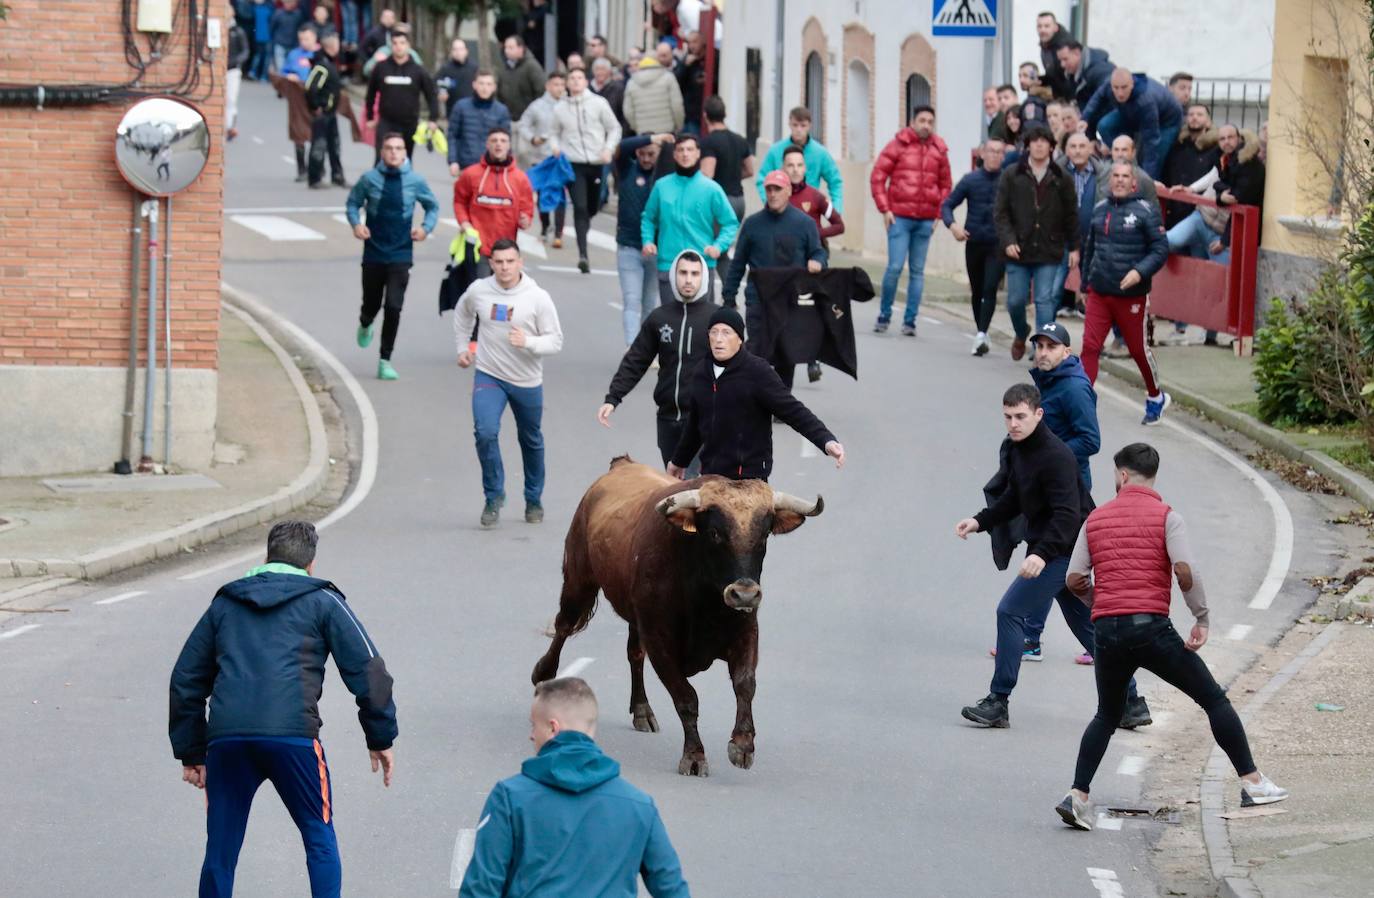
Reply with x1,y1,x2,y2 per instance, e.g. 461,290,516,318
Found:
932,0,997,37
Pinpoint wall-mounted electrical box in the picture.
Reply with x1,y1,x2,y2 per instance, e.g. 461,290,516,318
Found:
136,0,174,34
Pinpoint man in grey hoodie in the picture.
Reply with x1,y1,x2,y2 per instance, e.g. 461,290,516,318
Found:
599,250,714,469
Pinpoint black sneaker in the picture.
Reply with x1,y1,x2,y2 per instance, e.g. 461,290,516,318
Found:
525,502,544,524
480,500,501,528
807,361,822,383
1119,695,1153,729
961,693,1009,728
578,257,590,274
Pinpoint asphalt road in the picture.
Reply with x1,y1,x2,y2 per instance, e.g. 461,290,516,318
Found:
0,82,1334,897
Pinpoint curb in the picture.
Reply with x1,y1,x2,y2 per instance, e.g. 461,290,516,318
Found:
917,297,1374,511
0,293,330,585
1201,621,1345,898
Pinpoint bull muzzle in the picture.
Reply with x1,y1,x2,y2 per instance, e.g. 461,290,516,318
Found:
723,579,762,612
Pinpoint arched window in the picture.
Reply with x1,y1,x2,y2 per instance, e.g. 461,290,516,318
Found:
804,51,826,143
845,61,871,160
905,74,932,122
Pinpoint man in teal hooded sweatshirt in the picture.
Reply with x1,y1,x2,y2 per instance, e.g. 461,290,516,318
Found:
458,677,690,898
642,131,739,305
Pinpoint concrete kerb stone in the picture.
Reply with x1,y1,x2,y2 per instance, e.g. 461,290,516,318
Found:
1201,621,1346,898
0,294,330,591
919,298,1374,511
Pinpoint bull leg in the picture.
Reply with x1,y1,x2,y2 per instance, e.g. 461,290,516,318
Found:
726,628,759,770
648,653,708,776
627,625,659,733
531,576,599,686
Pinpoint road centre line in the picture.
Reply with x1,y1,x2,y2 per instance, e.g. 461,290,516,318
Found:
0,624,41,641
1087,867,1124,896
449,827,477,889
280,155,295,166
177,284,381,582
919,316,944,326
538,265,617,277
558,657,595,678
1093,382,1293,612
250,136,264,145
606,300,623,310
1115,755,1146,776
94,590,148,606
1225,624,1253,641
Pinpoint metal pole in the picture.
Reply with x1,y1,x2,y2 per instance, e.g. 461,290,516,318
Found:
1000,0,1014,85
117,194,143,474
772,0,785,141
139,198,159,470
544,4,558,72
163,196,173,467
701,7,717,133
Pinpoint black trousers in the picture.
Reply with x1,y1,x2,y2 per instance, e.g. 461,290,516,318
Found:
656,417,702,475
1072,614,1256,792
538,204,567,237
742,297,795,389
308,112,343,184
360,262,412,360
374,117,418,162
965,240,1003,333
568,162,605,258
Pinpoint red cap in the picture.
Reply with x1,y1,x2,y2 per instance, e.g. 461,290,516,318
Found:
763,170,790,190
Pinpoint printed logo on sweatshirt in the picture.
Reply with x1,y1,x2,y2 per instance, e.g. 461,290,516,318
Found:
383,75,414,85
477,195,513,207
490,303,516,321
659,324,674,344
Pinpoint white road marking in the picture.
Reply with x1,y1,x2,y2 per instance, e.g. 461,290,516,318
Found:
1150,710,1174,730
606,300,623,310
558,656,595,678
1095,382,1293,612
0,624,41,641
556,224,619,253
538,264,617,277
1087,867,1124,896
251,136,265,145
332,214,350,226
229,215,327,241
920,316,944,326
1095,813,1124,831
280,154,295,166
1226,624,1253,641
449,828,477,889
94,590,148,606
1116,755,1146,776
800,437,819,458
225,206,340,214
179,285,382,582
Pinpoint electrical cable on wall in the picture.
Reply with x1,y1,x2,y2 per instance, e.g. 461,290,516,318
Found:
0,0,216,107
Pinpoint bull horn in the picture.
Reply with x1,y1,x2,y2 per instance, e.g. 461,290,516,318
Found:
773,492,824,516
656,489,702,516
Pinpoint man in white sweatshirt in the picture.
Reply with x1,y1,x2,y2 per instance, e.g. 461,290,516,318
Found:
455,239,565,528
550,67,622,273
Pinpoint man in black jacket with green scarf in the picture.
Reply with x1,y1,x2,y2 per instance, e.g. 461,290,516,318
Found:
668,306,845,482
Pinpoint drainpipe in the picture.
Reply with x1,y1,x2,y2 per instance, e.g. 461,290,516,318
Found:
772,0,784,141
162,196,173,467
139,198,159,471
116,195,142,475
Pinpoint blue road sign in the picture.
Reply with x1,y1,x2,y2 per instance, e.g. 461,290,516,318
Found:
932,0,998,37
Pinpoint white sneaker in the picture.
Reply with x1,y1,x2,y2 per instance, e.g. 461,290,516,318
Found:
972,332,989,357
1241,773,1289,807
1055,791,1095,830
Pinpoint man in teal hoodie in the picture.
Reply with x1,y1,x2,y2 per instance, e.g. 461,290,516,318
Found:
755,105,844,215
642,131,739,304
458,677,690,898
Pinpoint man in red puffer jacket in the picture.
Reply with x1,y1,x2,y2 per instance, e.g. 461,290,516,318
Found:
454,127,535,269
870,105,951,336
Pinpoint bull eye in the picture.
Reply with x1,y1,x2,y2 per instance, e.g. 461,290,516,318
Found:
709,527,725,544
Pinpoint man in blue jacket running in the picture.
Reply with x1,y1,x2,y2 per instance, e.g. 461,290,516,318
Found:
169,520,398,898
458,677,690,898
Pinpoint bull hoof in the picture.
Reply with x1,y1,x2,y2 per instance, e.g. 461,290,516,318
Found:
631,706,660,733
727,740,754,770
677,754,709,777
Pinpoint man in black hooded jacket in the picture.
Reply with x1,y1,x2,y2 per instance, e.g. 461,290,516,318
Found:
599,250,715,466
668,306,845,482
169,520,397,898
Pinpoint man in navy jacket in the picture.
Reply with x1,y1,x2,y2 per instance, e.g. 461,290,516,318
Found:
1083,69,1183,180
169,521,397,898
941,138,1007,355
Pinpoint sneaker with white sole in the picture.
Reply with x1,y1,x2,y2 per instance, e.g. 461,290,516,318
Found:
1240,773,1289,807
972,332,990,356
1055,792,1095,830
1142,392,1172,426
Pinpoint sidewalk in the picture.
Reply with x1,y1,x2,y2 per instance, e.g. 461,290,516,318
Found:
828,246,1374,509
0,299,330,587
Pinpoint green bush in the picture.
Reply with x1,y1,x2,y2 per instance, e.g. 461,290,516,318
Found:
1254,279,1354,426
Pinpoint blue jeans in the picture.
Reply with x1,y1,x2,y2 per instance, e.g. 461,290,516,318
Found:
1167,209,1223,258
202,737,340,898
990,555,1138,699
1004,261,1060,339
472,370,545,504
340,0,370,43
248,44,270,80
878,217,934,325
617,245,659,344
1097,112,1181,180
272,44,289,74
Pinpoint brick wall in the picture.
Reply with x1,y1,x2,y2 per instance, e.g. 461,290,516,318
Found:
0,0,225,370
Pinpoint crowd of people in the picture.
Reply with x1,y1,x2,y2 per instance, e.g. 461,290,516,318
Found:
196,6,1288,897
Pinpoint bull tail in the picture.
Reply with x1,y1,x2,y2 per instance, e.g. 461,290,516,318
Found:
552,539,601,638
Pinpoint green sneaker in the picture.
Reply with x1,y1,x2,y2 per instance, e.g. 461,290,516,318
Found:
377,359,398,380
357,324,374,347
525,502,544,523
480,498,501,528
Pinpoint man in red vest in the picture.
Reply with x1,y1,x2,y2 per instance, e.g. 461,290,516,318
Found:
1055,443,1289,831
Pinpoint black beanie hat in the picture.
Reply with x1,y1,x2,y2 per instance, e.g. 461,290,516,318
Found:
708,306,746,342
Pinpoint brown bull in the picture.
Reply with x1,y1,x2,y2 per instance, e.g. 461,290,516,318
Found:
531,457,823,776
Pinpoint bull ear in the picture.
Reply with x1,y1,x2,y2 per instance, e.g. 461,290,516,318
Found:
656,490,702,533
771,493,823,535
